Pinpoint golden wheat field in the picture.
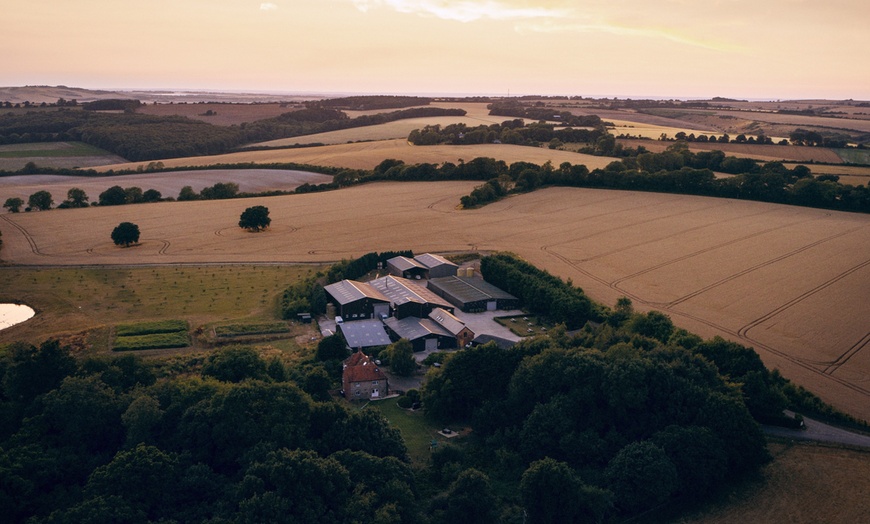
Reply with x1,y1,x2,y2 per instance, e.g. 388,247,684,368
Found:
2,181,869,421
96,139,618,172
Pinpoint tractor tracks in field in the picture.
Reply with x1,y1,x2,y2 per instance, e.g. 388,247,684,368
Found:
0,214,47,257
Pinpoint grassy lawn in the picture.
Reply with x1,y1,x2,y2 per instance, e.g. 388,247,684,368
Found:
365,398,461,466
495,314,552,337
0,264,325,353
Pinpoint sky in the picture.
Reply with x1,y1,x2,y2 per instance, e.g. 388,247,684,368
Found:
3,0,869,100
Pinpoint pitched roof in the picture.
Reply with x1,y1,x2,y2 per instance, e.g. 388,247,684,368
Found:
387,256,427,272
428,307,471,337
324,280,389,305
384,316,453,341
343,352,388,383
415,253,458,270
369,275,453,310
428,276,517,303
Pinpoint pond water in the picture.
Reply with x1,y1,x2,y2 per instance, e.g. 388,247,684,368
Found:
0,303,35,331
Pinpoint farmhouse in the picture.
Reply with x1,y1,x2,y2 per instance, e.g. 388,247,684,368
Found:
368,275,455,319
427,275,519,312
414,253,459,278
337,319,392,351
342,351,388,400
324,280,390,320
386,256,429,280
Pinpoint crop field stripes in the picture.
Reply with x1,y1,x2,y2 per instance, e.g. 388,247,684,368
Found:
822,333,870,376
578,207,781,264
0,214,47,257
609,216,814,296
662,224,865,308
738,257,870,341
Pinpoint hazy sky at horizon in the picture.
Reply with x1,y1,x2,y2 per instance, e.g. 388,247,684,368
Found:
4,0,869,100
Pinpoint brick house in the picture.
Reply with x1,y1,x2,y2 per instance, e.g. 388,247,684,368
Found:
342,351,389,401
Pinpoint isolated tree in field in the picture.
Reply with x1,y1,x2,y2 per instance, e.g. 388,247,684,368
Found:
65,187,89,208
239,205,271,232
4,197,24,213
28,190,53,210
111,222,140,247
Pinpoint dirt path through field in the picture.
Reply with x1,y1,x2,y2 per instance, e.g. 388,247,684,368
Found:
1,182,868,421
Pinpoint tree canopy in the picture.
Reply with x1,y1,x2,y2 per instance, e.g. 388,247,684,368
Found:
111,222,140,247
239,205,271,232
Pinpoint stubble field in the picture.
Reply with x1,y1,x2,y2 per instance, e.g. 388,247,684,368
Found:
2,181,868,423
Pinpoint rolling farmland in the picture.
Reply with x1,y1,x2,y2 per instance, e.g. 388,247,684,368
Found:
1,181,868,422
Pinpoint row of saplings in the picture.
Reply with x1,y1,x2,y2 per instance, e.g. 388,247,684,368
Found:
110,205,271,247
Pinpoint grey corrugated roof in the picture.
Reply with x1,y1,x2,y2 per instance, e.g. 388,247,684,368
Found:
338,320,392,349
387,256,427,272
324,280,389,305
428,276,516,303
415,253,458,270
369,275,453,310
428,307,470,337
384,316,453,341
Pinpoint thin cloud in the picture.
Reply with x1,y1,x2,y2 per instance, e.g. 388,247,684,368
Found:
351,0,568,22
260,3,278,11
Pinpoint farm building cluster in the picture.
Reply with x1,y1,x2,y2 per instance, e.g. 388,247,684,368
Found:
330,254,518,400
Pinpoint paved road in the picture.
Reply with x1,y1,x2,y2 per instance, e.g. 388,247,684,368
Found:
763,412,870,449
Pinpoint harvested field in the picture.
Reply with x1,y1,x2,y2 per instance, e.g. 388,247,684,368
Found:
0,169,333,204
135,102,300,126
2,182,868,422
782,164,870,187
679,442,870,524
608,119,717,141
95,139,618,172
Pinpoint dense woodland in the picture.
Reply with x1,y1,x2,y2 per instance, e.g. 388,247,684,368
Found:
0,105,465,161
0,250,861,523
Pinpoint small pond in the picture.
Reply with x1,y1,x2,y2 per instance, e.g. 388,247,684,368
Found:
0,303,36,331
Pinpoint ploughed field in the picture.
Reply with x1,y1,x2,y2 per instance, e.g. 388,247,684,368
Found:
2,181,868,422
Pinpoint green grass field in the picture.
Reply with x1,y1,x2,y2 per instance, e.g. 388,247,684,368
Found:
0,141,113,158
834,148,870,165
495,314,552,337
0,264,325,351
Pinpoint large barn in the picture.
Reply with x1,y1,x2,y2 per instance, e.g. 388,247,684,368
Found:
324,280,390,320
427,276,519,312
383,316,457,352
386,256,429,280
368,275,455,319
337,319,392,351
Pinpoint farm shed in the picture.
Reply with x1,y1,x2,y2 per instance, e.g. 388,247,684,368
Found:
414,253,459,278
338,319,392,351
383,316,456,352
471,334,516,350
428,307,475,348
427,276,519,312
368,275,455,319
386,256,429,280
342,351,388,400
324,280,391,320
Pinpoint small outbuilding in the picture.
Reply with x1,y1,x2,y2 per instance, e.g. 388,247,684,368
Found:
428,307,475,348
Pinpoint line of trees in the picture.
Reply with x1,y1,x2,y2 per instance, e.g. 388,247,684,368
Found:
455,148,870,213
